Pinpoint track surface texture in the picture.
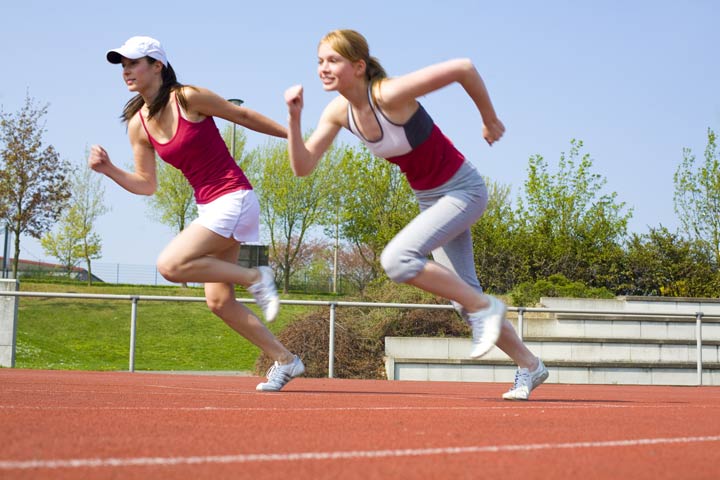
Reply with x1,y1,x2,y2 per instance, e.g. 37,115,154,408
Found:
1,369,719,479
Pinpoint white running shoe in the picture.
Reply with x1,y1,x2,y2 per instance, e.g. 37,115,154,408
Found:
247,266,280,322
502,358,549,401
468,295,505,358
256,355,305,392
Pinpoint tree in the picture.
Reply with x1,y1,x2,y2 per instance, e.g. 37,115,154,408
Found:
42,163,108,284
516,139,631,287
146,156,197,234
144,157,197,287
0,93,71,277
674,128,720,264
621,226,719,297
471,179,527,293
246,139,336,293
337,145,419,278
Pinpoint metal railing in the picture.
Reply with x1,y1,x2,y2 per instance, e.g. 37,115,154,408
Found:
0,290,713,385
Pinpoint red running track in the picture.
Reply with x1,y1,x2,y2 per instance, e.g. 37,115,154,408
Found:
0,369,719,479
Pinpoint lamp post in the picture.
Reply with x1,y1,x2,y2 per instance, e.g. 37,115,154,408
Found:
227,98,244,160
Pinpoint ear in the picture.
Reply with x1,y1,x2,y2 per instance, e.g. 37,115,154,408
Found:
353,59,367,78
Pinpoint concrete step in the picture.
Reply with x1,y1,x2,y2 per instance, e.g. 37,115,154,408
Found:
386,360,720,386
384,337,720,386
517,316,720,342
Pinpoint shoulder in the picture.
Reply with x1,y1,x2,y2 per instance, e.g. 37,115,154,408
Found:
127,114,152,148
320,95,350,127
372,78,418,118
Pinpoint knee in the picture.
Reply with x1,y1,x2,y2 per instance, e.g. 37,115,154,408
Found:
205,292,233,317
380,244,425,283
156,254,183,283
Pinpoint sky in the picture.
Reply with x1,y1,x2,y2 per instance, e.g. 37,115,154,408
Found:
1,0,719,270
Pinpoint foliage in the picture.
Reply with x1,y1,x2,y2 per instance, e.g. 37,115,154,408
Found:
471,178,527,293
145,155,197,233
620,226,720,297
515,139,630,288
41,163,108,284
510,273,615,307
674,128,720,264
0,93,72,277
246,138,337,293
255,278,467,379
337,145,419,277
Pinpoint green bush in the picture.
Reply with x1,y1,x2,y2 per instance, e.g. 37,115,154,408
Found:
510,273,614,307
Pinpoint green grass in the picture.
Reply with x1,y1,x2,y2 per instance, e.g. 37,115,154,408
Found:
14,280,340,373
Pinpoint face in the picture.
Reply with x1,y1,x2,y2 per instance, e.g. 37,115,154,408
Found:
120,57,162,93
317,42,364,92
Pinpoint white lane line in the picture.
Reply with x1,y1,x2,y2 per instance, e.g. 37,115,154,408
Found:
1,435,719,471
0,404,714,413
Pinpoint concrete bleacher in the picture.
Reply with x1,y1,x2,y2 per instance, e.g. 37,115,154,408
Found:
384,296,720,386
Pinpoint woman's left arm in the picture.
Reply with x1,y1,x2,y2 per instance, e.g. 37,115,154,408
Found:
185,86,287,138
379,59,504,145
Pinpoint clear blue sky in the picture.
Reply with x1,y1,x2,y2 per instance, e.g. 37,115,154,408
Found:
1,0,718,267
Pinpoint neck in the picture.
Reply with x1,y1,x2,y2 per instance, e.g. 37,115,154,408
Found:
141,88,161,107
138,77,164,106
342,79,370,109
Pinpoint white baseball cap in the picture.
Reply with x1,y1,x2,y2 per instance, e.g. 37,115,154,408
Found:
106,36,168,66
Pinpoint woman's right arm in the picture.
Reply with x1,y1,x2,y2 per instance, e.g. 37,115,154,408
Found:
285,85,343,177
88,118,157,195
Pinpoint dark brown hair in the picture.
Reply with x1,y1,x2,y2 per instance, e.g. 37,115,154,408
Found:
120,57,190,123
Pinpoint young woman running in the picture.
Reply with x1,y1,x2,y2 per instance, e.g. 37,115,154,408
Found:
89,36,304,391
284,29,547,400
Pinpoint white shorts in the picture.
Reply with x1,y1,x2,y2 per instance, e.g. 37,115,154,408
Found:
193,189,260,242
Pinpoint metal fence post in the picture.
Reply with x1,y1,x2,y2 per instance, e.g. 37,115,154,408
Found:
328,302,336,378
696,312,703,386
517,307,525,341
129,297,139,372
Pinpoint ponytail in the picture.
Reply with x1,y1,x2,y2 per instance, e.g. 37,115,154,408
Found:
365,55,387,82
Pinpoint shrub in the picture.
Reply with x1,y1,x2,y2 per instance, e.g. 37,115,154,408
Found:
510,273,614,306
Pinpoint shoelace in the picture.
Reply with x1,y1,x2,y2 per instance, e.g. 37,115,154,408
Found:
511,369,531,389
264,362,292,384
264,363,278,378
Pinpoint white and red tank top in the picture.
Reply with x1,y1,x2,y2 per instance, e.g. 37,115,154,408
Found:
346,85,465,190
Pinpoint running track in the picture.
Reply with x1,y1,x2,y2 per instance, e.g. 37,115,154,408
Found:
1,369,719,479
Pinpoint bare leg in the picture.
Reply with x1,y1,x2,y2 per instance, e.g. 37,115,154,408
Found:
156,223,262,286
203,243,294,364
407,261,538,370
156,224,292,364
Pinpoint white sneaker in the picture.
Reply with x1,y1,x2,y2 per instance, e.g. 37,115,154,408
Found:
502,358,549,401
468,295,505,358
247,266,279,322
256,355,305,392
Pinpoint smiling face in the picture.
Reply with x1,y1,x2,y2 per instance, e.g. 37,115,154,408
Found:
120,56,163,93
317,42,365,92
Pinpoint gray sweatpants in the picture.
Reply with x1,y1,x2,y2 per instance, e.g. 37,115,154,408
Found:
380,161,488,313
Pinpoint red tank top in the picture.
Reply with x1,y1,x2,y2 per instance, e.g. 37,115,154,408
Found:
138,95,252,204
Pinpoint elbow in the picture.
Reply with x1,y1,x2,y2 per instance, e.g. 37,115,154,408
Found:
457,58,476,76
138,180,157,196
